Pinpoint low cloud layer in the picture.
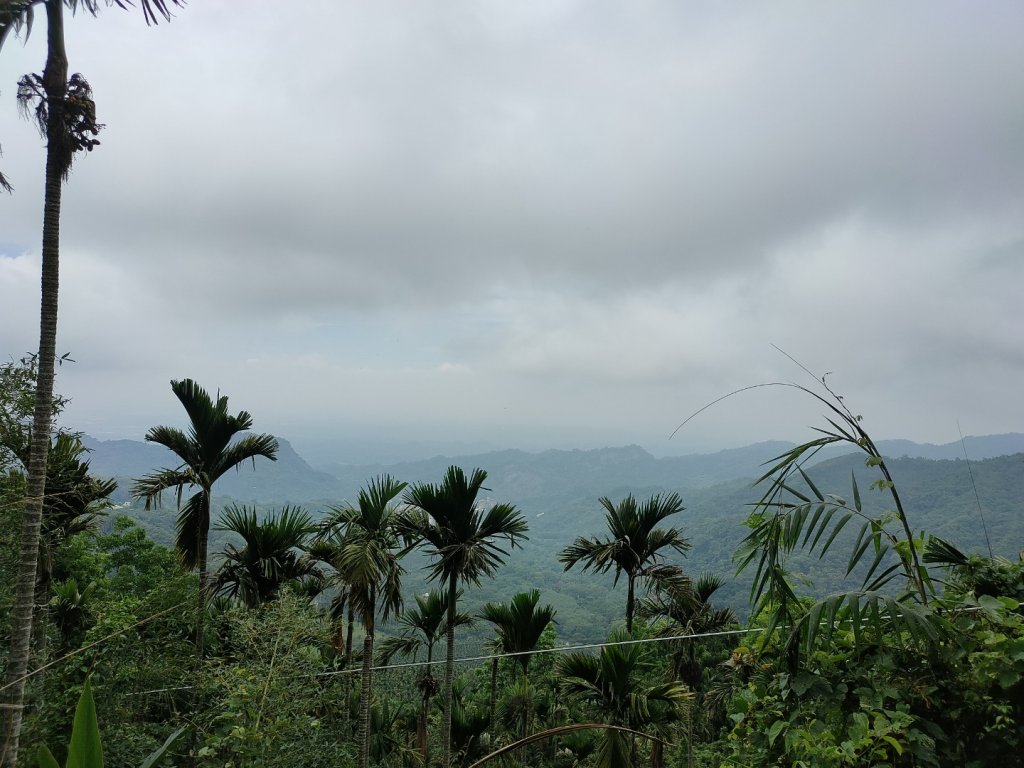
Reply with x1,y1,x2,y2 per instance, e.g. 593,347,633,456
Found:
1,2,1022,459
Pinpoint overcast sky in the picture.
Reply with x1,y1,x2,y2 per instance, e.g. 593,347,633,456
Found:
1,1,1022,463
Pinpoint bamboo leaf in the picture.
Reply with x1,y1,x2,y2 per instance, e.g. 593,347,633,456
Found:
780,482,811,504
849,596,861,647
847,522,873,575
802,503,825,549
822,416,858,443
139,726,187,768
861,542,891,589
864,562,902,593
808,506,839,552
818,512,853,557
798,466,824,502
784,504,810,549
804,601,824,655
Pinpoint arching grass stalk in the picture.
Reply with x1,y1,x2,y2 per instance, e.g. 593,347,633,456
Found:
672,355,939,667
672,361,928,606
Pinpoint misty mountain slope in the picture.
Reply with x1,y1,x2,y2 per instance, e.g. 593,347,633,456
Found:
83,435,339,504
83,432,1024,506
88,433,1024,645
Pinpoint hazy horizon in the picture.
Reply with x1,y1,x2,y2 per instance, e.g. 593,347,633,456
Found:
3,2,1022,459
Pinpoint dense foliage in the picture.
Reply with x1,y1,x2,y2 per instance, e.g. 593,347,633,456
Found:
1,366,1022,768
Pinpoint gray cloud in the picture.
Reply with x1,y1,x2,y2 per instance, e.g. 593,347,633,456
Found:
1,1,1022,455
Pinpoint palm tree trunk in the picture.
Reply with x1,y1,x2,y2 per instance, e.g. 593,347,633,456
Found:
488,656,498,725
345,602,355,735
187,490,211,767
1,4,67,763
686,705,694,768
652,737,664,768
519,669,530,764
626,575,636,634
32,543,52,657
194,489,211,659
417,696,429,768
357,596,375,768
29,550,53,720
420,643,434,768
442,572,457,768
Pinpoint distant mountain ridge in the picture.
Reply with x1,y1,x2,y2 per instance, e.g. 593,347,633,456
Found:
81,432,1024,505
81,435,337,504
82,432,1024,646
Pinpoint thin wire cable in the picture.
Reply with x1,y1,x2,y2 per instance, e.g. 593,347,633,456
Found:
0,598,191,694
958,419,994,559
124,602,990,698
121,624,779,696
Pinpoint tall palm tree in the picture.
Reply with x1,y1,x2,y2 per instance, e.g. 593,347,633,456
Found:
404,466,529,768
639,573,736,690
556,628,691,768
321,475,413,768
378,589,474,768
30,433,115,654
305,530,361,739
0,3,182,761
559,493,691,634
2,427,115,653
212,504,320,608
639,573,736,768
479,589,556,744
132,378,278,654
449,680,490,768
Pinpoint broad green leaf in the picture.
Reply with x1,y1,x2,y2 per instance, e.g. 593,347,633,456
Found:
791,671,817,696
36,746,60,768
67,679,103,768
138,727,186,768
882,734,904,754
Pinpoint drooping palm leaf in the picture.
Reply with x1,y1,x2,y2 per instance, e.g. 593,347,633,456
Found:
479,589,556,675
560,493,690,632
404,466,528,768
131,379,278,572
212,504,317,607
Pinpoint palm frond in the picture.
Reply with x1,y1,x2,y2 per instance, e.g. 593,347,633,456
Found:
143,425,197,466
479,589,555,673
136,379,277,571
174,491,205,569
131,468,194,509
791,589,950,667
212,504,317,607
405,466,528,586
376,635,423,665
922,536,968,567
214,432,279,480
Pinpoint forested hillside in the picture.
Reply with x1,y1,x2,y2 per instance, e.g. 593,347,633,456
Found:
92,435,1024,645
3,364,1023,768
